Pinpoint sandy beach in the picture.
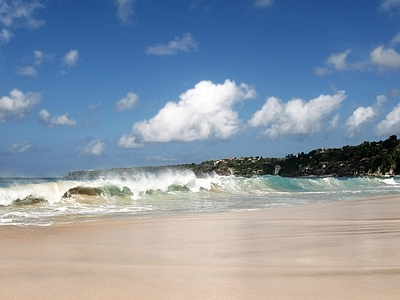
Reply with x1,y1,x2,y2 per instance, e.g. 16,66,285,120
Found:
1,196,400,299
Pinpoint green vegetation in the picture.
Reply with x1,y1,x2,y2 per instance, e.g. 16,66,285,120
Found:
182,157,283,177
67,135,400,178
183,135,400,177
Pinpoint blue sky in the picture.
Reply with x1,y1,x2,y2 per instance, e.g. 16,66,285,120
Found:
1,0,400,176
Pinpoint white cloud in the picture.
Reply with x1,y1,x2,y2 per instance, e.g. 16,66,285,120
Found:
330,114,340,128
115,92,138,111
248,91,347,138
380,0,400,12
116,0,135,23
0,89,41,122
346,107,376,139
370,46,400,69
318,32,400,75
0,0,45,29
33,49,53,65
146,33,198,55
375,103,400,136
315,50,362,76
118,79,256,148
390,31,400,47
15,50,53,76
346,95,388,139
326,50,351,71
248,96,283,127
314,66,331,76
16,65,36,76
8,141,33,154
118,134,140,148
17,66,37,76
0,28,12,43
76,140,106,157
376,94,389,107
254,0,274,7
38,109,77,128
62,49,79,66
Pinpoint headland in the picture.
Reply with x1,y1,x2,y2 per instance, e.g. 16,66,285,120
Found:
66,135,400,178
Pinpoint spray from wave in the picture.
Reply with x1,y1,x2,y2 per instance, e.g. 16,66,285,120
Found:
1,168,400,226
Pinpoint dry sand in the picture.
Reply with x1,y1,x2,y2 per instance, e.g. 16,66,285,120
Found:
1,196,400,299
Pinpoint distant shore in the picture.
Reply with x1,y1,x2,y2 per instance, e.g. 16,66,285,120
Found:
65,136,400,179
1,195,400,299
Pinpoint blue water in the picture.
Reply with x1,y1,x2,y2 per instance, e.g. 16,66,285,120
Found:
1,168,400,226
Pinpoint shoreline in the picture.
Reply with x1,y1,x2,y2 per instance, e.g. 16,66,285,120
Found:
1,196,400,299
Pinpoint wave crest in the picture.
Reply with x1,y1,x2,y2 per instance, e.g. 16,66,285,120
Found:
1,172,400,208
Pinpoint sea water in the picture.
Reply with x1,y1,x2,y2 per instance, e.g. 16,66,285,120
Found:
1,168,400,226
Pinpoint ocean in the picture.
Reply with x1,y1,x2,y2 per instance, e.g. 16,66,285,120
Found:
1,168,400,226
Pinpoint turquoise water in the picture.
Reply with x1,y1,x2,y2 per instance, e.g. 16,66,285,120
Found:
1,168,400,226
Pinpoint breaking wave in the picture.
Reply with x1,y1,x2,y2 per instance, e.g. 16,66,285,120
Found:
1,169,400,225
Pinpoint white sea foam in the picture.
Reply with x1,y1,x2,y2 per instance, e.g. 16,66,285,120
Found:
1,172,400,226
0,181,79,206
380,177,398,185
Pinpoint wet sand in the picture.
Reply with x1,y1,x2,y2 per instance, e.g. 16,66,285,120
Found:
1,196,400,299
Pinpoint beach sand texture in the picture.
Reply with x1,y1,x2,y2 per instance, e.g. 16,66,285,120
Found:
1,196,400,299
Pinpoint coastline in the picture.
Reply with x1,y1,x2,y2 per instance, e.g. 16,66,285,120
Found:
64,135,400,178
1,195,400,299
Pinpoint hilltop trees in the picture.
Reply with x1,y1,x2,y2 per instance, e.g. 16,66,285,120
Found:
185,135,400,177
67,136,400,178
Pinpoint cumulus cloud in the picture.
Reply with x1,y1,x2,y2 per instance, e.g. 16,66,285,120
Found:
62,49,79,66
76,139,106,157
390,32,400,47
8,141,33,154
33,49,53,65
326,50,351,70
0,0,45,43
115,92,138,111
370,46,400,69
254,0,274,7
346,95,387,139
0,89,41,122
115,0,135,23
318,32,400,74
330,114,340,128
380,0,400,12
118,134,139,148
0,0,45,28
248,91,347,138
0,28,12,43
368,31,400,70
146,33,198,55
38,109,77,128
16,65,37,76
375,103,400,136
16,50,53,76
346,107,376,139
315,50,363,76
118,79,256,148
15,50,53,77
